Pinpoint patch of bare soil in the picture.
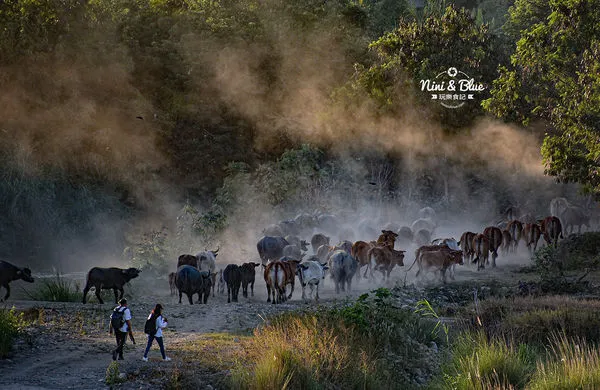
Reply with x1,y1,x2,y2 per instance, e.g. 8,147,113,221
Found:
0,275,382,390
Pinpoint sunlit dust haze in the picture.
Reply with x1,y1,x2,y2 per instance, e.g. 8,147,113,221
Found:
0,1,592,280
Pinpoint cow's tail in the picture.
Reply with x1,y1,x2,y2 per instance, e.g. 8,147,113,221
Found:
405,248,420,273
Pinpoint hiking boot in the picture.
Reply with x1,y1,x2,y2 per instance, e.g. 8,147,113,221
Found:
163,357,172,362
142,357,148,362
118,355,124,360
112,351,117,361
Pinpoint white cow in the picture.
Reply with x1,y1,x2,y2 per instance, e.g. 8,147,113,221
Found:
296,258,329,303
196,249,218,296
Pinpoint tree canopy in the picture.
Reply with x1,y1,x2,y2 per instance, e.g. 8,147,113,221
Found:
484,0,600,196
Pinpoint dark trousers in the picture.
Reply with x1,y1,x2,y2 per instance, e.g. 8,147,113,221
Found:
143,335,166,359
113,331,127,360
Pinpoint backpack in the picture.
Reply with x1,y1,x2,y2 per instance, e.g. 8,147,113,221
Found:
144,314,158,335
110,306,126,331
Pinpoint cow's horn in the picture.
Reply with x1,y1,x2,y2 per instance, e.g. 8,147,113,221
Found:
213,247,220,254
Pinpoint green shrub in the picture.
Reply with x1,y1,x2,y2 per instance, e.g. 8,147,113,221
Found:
23,273,81,302
231,289,442,389
105,361,126,385
440,331,535,390
0,308,27,358
528,335,600,390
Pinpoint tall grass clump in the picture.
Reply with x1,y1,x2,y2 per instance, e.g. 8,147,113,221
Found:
24,272,80,302
230,289,442,389
528,334,600,390
440,331,535,390
0,308,27,358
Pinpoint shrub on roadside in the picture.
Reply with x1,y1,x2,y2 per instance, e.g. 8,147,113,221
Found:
0,308,27,358
438,331,535,390
230,289,442,389
528,334,600,390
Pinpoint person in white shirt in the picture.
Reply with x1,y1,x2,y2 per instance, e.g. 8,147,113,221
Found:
109,298,135,361
142,304,171,362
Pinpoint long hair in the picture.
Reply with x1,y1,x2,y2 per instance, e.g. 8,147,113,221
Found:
151,304,163,318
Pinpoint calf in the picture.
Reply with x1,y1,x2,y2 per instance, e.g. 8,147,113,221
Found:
223,264,242,303
175,265,212,304
168,272,176,296
472,234,490,271
366,246,405,282
0,261,34,302
239,262,260,298
328,250,358,294
415,248,463,283
296,260,329,302
82,267,140,304
483,226,503,267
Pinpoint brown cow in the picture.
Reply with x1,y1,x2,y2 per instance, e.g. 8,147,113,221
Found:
168,272,176,296
264,260,299,304
483,226,503,267
540,216,563,248
506,220,523,253
376,230,398,249
501,229,512,256
472,234,490,271
366,246,405,282
459,231,476,264
351,240,376,279
414,248,463,283
177,254,198,268
523,223,542,254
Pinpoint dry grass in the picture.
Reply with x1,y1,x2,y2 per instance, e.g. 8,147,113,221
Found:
528,334,600,389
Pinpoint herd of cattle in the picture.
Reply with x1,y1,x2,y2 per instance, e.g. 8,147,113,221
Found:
0,197,596,306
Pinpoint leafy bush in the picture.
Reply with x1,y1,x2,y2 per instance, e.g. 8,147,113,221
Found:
105,361,126,385
23,273,80,302
125,229,171,276
0,308,27,358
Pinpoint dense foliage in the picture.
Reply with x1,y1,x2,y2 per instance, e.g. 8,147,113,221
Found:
484,0,600,197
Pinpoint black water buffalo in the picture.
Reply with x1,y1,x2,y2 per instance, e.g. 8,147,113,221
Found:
223,264,242,303
0,261,34,301
257,236,290,266
82,267,140,304
176,265,212,304
240,262,260,298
